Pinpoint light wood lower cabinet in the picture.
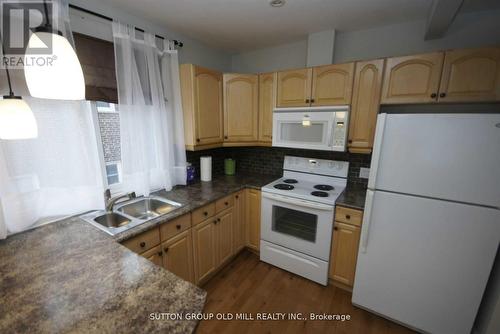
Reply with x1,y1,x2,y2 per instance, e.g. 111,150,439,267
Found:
329,206,363,289
192,218,218,284
245,189,261,252
216,208,234,266
233,190,246,252
162,230,194,283
140,245,163,267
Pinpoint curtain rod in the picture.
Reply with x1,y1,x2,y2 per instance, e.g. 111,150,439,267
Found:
68,4,184,48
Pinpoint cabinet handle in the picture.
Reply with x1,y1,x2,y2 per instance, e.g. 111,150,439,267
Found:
305,98,310,103
164,247,169,253
310,98,315,103
348,140,352,144
196,138,200,142
217,218,221,222
430,93,437,98
224,136,228,139
213,220,217,224
334,226,338,231
224,201,228,206
346,215,351,219
203,211,208,216
176,224,181,230
158,251,163,256
140,242,146,248
235,195,239,199
440,92,446,98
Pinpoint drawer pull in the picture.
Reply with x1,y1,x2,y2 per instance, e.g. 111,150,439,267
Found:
203,211,208,216
217,218,221,222
176,224,181,230
334,226,338,231
346,215,351,219
158,251,163,256
235,195,239,199
164,247,169,253
140,242,146,248
224,202,228,206
213,220,217,224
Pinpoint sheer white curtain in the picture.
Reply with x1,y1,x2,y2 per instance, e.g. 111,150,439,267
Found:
112,22,186,196
0,98,105,238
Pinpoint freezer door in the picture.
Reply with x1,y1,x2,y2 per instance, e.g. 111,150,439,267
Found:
369,113,500,208
353,190,500,334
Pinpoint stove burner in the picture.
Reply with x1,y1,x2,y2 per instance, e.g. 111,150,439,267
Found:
274,184,295,190
314,184,334,191
311,191,329,197
283,179,298,184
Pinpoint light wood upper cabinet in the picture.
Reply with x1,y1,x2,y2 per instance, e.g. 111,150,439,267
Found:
438,47,500,102
180,64,223,150
245,189,261,252
329,222,361,287
348,59,384,154
276,68,312,107
223,73,259,142
216,208,234,266
258,73,276,143
192,217,218,284
162,230,194,283
381,52,444,104
233,190,246,252
311,63,355,106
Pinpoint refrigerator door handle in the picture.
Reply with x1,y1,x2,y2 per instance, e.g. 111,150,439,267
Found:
368,114,386,189
360,190,374,253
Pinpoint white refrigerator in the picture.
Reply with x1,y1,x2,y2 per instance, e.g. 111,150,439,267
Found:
352,113,500,334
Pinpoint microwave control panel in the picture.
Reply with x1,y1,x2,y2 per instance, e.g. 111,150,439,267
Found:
332,112,348,151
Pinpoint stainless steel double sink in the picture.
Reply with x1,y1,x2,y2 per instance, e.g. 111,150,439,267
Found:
80,196,182,236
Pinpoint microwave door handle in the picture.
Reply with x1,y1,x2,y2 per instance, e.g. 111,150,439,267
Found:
262,192,333,211
328,121,335,147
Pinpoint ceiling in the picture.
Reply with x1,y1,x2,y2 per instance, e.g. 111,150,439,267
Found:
99,0,500,53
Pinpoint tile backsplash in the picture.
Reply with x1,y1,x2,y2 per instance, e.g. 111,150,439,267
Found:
186,146,371,187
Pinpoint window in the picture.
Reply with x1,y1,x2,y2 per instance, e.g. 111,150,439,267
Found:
93,101,122,190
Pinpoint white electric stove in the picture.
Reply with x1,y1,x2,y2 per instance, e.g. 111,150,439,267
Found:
260,156,349,285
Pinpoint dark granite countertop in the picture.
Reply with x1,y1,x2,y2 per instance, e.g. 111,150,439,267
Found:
336,185,368,210
0,217,205,334
114,173,279,242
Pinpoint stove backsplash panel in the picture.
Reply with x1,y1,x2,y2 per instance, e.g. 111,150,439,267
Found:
186,146,371,187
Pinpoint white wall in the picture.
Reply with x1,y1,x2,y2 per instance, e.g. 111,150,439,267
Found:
231,40,307,74
231,9,500,73
69,0,232,72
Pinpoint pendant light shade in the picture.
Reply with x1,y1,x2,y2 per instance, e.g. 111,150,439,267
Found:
24,32,85,100
0,98,38,140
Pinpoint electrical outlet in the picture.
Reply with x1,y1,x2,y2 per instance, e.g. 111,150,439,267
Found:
359,167,370,179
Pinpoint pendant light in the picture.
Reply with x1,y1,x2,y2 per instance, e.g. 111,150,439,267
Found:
0,45,38,140
24,0,84,100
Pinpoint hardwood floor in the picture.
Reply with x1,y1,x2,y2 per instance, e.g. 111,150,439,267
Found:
197,250,416,334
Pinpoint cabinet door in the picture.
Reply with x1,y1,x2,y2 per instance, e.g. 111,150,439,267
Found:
192,218,217,284
162,230,194,283
381,52,444,104
223,74,259,142
216,208,234,266
194,66,223,145
329,222,361,286
258,73,276,143
245,189,261,252
140,245,163,267
311,63,355,106
233,191,246,252
348,59,384,154
438,48,500,103
276,68,312,107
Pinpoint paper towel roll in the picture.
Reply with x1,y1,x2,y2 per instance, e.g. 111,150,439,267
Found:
200,156,212,182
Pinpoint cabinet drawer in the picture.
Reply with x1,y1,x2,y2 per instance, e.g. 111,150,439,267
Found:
140,245,163,267
335,206,363,226
160,213,191,241
192,203,216,225
122,227,160,253
216,195,234,213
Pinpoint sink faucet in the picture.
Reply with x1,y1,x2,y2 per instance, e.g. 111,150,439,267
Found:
104,189,136,212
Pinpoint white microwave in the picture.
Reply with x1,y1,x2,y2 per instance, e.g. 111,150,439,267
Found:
272,106,349,151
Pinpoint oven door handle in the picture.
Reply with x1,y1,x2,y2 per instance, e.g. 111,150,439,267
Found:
262,192,334,211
